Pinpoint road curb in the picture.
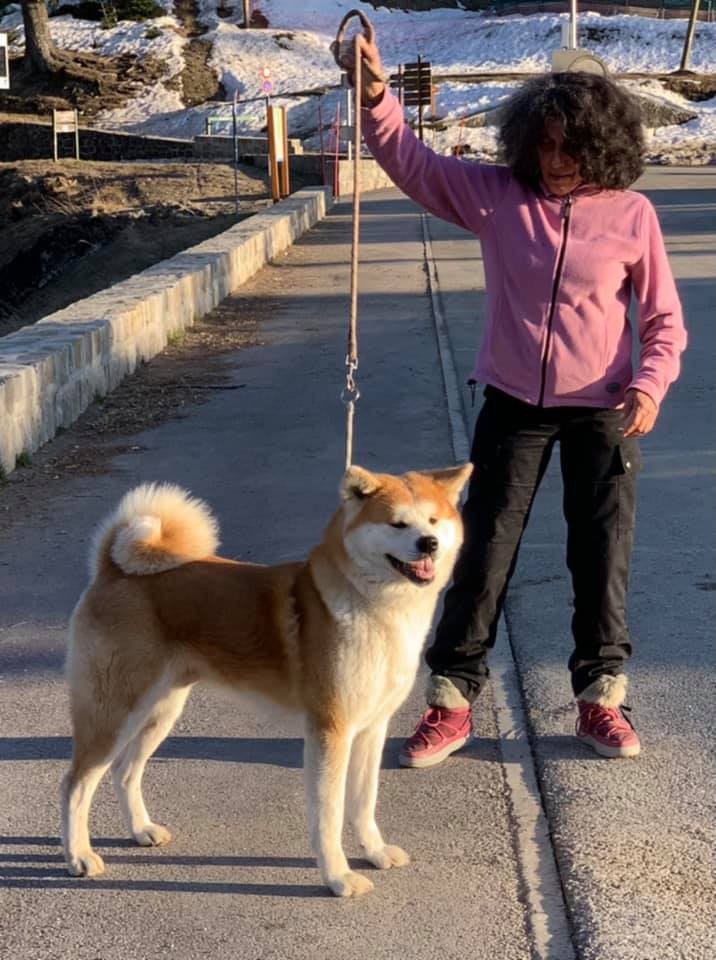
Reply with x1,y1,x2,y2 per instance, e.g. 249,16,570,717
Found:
0,186,333,476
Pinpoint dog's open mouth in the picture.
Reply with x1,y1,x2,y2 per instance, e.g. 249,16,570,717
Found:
386,554,435,586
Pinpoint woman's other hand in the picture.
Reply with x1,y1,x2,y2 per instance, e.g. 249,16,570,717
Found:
623,389,659,438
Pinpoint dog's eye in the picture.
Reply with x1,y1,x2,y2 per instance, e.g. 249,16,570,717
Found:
429,517,438,525
390,521,408,529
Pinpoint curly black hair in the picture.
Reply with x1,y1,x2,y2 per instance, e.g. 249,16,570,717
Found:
498,72,645,191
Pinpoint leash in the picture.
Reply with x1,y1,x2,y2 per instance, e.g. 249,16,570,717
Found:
331,10,380,470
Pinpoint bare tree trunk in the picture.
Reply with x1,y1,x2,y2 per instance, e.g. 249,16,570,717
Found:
21,0,64,74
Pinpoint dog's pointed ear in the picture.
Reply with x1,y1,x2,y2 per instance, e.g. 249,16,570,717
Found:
341,465,380,502
422,464,473,505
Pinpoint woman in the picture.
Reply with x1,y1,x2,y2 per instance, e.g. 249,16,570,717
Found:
349,30,687,762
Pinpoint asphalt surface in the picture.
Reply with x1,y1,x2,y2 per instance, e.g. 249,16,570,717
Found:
1,169,714,960
427,167,716,960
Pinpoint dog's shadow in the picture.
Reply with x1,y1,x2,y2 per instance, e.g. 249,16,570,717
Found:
0,734,509,769
0,734,469,898
0,837,370,897
0,732,593,769
0,736,304,766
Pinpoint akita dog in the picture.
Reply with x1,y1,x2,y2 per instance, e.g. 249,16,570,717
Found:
61,463,471,896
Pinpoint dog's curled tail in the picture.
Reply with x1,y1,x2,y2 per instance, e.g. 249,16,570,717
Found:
90,483,220,578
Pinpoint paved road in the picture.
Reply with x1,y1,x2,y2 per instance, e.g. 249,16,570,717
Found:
0,169,714,960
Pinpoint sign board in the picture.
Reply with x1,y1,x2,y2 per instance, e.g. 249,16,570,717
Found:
259,64,273,96
0,33,9,91
551,49,607,75
394,60,432,107
390,58,433,140
52,108,80,161
54,109,78,133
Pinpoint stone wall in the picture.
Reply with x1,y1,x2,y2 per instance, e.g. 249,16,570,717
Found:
244,152,395,194
0,119,195,163
194,134,304,161
0,187,333,476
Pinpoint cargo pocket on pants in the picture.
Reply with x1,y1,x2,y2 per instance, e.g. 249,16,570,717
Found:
593,443,640,542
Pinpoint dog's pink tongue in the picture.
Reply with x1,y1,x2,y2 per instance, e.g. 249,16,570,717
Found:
412,557,435,580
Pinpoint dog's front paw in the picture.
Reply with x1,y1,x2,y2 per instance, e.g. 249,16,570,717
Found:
66,850,106,877
327,870,375,898
364,844,411,870
134,823,172,847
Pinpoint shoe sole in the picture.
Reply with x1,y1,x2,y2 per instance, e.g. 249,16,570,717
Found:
398,734,471,769
577,733,641,759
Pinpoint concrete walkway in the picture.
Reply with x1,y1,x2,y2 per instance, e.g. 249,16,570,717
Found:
0,170,714,960
426,167,716,960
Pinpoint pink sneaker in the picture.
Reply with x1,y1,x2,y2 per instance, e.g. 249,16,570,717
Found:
576,701,641,758
399,706,472,768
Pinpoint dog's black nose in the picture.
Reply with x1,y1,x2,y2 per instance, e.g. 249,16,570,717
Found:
416,535,439,555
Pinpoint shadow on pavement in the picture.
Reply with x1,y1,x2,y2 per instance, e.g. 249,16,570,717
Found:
0,873,330,897
1,734,506,767
0,840,380,897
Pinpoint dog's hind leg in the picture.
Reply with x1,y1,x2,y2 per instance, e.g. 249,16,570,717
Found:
111,684,192,847
61,743,116,878
347,718,410,871
62,668,176,877
304,718,373,898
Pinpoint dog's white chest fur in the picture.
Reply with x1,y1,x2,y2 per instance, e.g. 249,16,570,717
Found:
325,592,432,727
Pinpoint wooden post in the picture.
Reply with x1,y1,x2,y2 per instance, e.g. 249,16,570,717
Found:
679,0,702,71
243,0,251,28
267,105,280,203
232,93,240,213
417,55,424,143
333,102,341,200
318,102,326,186
280,105,290,198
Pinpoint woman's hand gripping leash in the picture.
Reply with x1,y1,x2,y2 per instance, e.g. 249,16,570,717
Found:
331,9,388,106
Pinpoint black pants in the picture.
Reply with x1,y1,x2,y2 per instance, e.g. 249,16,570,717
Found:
427,387,640,701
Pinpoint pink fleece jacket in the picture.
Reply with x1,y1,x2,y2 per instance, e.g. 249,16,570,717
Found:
363,91,687,409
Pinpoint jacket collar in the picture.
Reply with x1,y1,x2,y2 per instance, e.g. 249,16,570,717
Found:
538,181,603,201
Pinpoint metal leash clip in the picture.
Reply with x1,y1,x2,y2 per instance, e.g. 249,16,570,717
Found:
341,357,360,405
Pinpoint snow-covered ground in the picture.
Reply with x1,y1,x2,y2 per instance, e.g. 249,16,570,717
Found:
2,0,715,160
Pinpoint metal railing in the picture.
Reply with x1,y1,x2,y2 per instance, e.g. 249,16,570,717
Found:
485,0,714,18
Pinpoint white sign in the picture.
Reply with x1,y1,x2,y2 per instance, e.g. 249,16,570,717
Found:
52,108,80,161
0,33,10,91
270,107,284,163
54,109,78,134
551,49,607,75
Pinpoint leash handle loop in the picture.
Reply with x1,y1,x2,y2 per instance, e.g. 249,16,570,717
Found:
330,9,386,85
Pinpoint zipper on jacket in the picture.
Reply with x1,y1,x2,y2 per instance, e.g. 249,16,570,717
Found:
538,193,573,407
